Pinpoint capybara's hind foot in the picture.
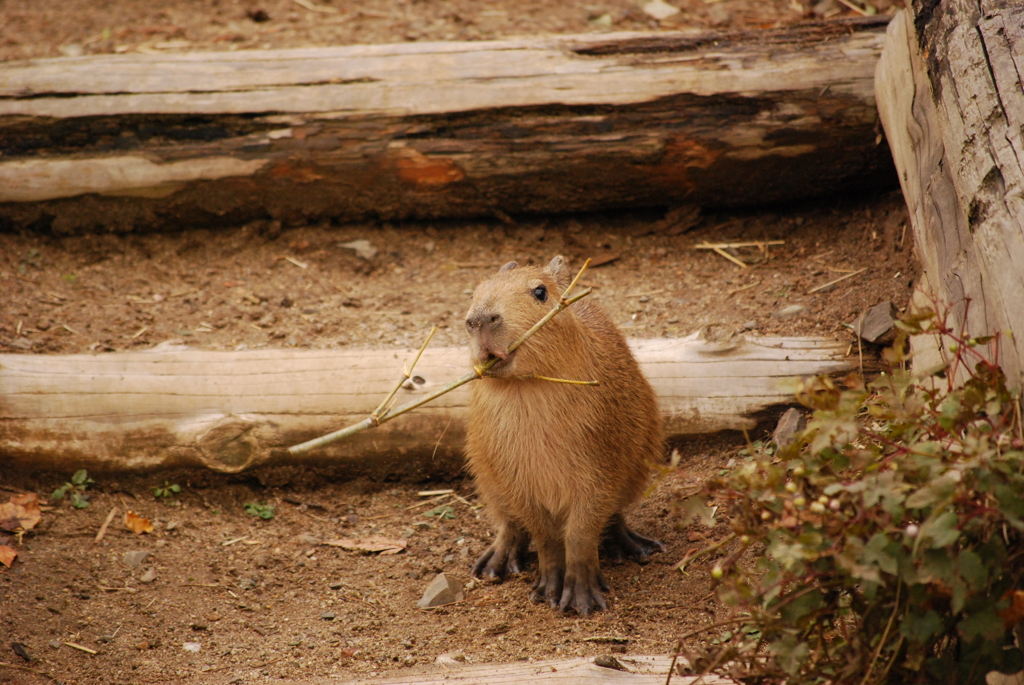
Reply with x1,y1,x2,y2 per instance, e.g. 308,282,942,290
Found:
601,513,665,563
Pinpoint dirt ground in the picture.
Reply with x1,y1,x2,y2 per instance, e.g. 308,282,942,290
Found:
1,1,914,684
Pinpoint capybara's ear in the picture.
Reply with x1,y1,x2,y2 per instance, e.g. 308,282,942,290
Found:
546,255,571,289
499,261,519,273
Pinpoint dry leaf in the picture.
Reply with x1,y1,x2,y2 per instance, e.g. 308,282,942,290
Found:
0,544,18,567
0,494,42,532
1000,589,1024,627
124,510,154,534
322,536,406,555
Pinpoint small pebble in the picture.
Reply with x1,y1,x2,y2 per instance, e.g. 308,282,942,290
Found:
321,612,336,621
122,550,151,568
139,567,157,583
49,640,61,650
183,642,202,653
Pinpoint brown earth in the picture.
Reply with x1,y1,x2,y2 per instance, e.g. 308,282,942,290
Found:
0,1,913,684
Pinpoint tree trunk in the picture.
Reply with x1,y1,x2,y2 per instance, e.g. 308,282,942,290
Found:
0,331,850,476
875,2,1024,387
0,19,895,234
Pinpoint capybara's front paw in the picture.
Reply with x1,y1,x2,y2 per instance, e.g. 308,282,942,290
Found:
558,565,609,616
530,566,564,608
472,542,527,581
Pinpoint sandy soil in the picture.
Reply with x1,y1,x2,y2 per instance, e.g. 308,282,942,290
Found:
0,1,912,683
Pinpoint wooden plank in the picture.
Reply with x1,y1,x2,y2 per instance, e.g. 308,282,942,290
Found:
277,655,732,685
0,331,851,475
0,20,896,233
875,3,1024,386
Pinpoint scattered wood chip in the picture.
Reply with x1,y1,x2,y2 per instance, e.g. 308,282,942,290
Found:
94,506,118,543
279,255,308,269
64,642,97,655
693,240,785,250
710,246,748,269
322,536,406,555
807,267,868,294
417,489,454,497
727,280,760,296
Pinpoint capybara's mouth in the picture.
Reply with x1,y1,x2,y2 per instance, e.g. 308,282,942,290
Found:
483,348,516,375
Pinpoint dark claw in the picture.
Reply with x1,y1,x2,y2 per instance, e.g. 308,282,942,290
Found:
472,539,529,581
558,572,608,616
601,515,664,563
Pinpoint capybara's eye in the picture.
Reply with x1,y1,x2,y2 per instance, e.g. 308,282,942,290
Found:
533,285,547,302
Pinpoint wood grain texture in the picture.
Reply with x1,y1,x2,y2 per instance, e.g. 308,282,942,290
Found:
875,3,1024,386
0,20,896,233
0,331,851,475
310,655,732,685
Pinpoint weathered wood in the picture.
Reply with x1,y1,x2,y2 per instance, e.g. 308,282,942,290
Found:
875,4,1024,387
0,331,851,475
0,20,895,234
310,655,732,685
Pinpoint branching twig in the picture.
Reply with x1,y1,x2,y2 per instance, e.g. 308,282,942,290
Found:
288,259,593,455
372,325,436,422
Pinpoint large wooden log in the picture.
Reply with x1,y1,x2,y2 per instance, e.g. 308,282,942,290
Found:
0,20,895,234
0,332,851,476
875,3,1024,387
328,655,730,685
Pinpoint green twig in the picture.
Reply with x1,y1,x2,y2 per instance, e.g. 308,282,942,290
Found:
510,374,598,386
676,532,737,574
372,325,436,421
288,260,592,455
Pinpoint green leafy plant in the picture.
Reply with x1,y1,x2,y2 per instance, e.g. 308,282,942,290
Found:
678,305,1024,684
244,502,275,520
51,469,94,509
424,505,456,520
153,482,181,499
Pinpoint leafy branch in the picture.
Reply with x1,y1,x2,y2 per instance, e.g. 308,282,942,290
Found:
676,302,1024,684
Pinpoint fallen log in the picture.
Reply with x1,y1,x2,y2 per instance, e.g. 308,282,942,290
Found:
0,331,851,476
0,19,895,234
875,3,1024,387
327,655,731,685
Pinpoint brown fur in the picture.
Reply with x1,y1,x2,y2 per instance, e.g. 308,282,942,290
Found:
464,255,664,615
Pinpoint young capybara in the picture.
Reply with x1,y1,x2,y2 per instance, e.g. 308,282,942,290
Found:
464,255,664,615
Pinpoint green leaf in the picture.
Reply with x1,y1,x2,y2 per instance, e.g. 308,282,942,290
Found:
779,588,824,624
959,607,1007,643
769,634,810,675
678,496,717,528
51,485,69,501
905,471,959,509
919,511,960,549
243,502,275,520
71,469,89,486
424,505,455,520
861,533,898,576
900,610,943,644
955,550,988,591
69,491,89,509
